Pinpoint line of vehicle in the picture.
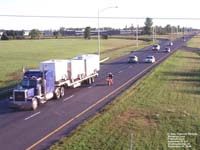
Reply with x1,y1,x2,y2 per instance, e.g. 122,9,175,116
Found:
24,112,41,121
63,95,74,102
26,49,171,150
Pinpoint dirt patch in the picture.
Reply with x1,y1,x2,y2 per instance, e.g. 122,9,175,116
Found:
114,109,158,127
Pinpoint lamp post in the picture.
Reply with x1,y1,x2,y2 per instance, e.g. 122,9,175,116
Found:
98,6,118,57
136,24,139,48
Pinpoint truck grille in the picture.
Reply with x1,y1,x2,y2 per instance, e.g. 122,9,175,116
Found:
14,91,25,101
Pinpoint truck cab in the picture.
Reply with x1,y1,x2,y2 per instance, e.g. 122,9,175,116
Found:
10,70,55,110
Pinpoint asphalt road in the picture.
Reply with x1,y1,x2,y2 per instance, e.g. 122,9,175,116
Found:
0,35,195,150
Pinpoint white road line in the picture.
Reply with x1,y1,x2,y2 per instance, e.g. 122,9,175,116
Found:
88,84,96,89
63,95,74,102
118,71,123,73
24,112,41,121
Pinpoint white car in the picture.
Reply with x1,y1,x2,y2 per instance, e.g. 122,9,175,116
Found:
168,41,173,46
144,55,155,63
152,44,160,51
163,47,171,53
128,55,138,63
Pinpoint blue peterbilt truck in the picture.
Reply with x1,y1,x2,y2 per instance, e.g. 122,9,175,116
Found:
9,70,63,110
9,54,100,110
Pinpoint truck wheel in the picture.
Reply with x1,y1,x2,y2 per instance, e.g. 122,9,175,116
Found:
32,98,38,110
88,78,92,85
60,87,65,97
91,77,95,83
54,88,61,99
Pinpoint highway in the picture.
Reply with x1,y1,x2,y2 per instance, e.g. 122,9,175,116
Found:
0,35,194,150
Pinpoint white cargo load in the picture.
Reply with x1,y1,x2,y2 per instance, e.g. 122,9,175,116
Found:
39,59,69,82
73,54,100,76
69,59,85,80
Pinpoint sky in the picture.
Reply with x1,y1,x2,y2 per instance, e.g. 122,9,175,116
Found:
0,0,200,30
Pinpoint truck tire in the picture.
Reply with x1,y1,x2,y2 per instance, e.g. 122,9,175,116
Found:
32,98,38,110
88,78,92,85
88,77,95,85
60,87,65,97
54,87,61,99
91,77,95,83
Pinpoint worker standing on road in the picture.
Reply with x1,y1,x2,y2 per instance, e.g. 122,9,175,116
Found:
107,72,114,86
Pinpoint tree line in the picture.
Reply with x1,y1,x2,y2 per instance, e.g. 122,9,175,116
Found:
1,18,191,40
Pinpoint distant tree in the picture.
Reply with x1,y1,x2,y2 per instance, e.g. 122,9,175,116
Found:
59,27,65,36
177,25,180,32
1,32,9,40
155,26,166,35
144,17,153,35
29,29,41,39
84,27,91,39
164,24,171,34
53,31,61,39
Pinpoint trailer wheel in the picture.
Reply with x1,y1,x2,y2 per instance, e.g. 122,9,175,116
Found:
91,77,95,83
87,78,91,85
60,87,65,97
32,98,38,110
54,87,61,99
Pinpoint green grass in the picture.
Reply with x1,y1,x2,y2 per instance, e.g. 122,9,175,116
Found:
51,49,200,149
187,34,200,48
0,38,150,90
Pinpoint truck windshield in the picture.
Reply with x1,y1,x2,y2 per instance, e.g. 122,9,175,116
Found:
21,79,37,88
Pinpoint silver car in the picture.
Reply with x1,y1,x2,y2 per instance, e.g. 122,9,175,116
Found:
164,47,171,53
128,55,138,63
144,55,155,63
168,41,173,46
152,44,160,51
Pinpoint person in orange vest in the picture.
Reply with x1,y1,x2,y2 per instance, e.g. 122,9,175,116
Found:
107,72,114,86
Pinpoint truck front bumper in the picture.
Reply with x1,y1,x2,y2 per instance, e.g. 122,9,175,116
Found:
9,101,32,110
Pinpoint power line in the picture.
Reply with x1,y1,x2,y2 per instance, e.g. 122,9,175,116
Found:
1,15,200,20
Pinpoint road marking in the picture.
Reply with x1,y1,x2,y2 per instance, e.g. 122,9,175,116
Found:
118,71,123,73
24,112,41,121
63,95,74,102
26,50,175,150
88,84,96,89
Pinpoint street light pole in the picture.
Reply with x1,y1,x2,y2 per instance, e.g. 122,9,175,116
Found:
152,26,155,42
136,24,139,48
97,6,118,57
98,9,100,56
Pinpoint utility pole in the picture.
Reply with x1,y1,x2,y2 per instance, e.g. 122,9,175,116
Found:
97,6,118,57
136,24,139,48
152,26,155,43
130,132,133,150
171,26,173,41
155,26,156,42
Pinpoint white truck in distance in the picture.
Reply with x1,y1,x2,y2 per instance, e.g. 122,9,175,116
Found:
10,54,100,110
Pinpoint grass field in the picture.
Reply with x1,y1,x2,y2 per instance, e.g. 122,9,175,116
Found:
0,38,150,90
187,34,200,48
51,44,200,149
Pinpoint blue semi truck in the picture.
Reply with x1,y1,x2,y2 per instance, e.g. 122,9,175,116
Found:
9,54,100,110
9,70,64,110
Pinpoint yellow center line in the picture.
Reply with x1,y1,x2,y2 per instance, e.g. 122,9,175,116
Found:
26,53,168,150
